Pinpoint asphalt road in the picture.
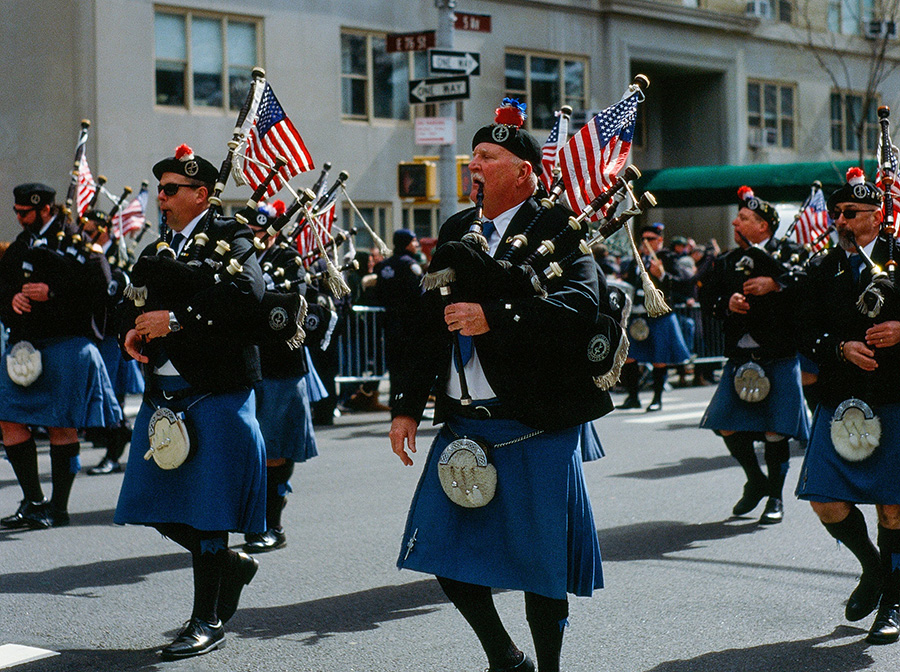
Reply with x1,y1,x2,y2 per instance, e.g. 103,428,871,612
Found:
0,384,894,671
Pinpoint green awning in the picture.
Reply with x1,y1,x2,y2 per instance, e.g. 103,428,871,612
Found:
635,159,878,208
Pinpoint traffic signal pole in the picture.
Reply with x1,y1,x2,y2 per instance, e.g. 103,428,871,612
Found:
435,0,459,223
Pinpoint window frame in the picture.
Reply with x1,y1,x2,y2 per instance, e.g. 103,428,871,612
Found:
746,79,796,150
504,49,590,132
341,202,393,250
154,6,263,112
830,90,881,154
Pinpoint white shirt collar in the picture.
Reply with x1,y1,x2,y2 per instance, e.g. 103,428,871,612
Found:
485,199,527,256
171,209,207,254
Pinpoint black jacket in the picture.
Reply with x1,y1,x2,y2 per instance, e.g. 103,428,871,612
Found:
390,196,614,431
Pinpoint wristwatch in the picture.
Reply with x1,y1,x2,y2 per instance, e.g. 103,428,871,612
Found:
168,311,182,334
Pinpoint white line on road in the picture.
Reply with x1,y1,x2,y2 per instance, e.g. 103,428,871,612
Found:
0,644,59,669
623,410,705,424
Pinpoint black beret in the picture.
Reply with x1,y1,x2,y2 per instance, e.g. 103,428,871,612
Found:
737,185,779,232
393,228,416,250
826,167,883,212
471,99,543,174
152,144,218,185
82,209,109,225
14,183,55,208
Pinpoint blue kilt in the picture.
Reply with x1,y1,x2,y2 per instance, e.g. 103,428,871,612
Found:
580,421,605,463
254,376,318,463
98,336,145,398
699,357,810,440
303,348,329,402
398,416,603,599
0,336,122,429
628,312,691,364
796,403,900,505
114,376,266,533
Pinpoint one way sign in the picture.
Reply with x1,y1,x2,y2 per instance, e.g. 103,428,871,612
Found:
408,75,471,104
429,49,481,76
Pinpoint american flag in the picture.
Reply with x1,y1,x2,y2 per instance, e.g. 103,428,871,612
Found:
76,156,96,216
539,112,563,192
794,188,830,250
560,91,639,218
297,200,337,260
241,83,315,196
876,138,900,235
113,183,148,237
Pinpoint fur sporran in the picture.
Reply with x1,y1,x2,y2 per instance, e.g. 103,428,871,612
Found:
145,407,196,470
437,436,497,508
733,361,770,403
831,398,881,462
6,341,42,387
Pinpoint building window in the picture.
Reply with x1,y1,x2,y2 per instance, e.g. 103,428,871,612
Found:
342,203,391,250
777,0,793,22
505,51,588,131
342,30,422,122
831,92,880,153
402,205,440,240
827,0,874,34
747,81,795,149
155,9,260,110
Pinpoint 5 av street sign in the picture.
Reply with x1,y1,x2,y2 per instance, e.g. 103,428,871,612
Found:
429,49,481,76
408,75,471,104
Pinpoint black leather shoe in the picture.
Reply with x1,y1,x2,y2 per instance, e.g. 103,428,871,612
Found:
218,552,259,624
87,458,123,475
0,499,47,529
487,652,535,672
21,502,53,530
759,498,784,525
244,528,287,554
618,395,641,410
646,397,662,412
732,479,768,516
160,617,225,660
847,571,883,622
866,602,900,644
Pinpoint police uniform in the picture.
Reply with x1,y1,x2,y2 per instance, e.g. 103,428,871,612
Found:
699,188,809,524
0,183,122,529
391,100,617,672
795,170,900,644
113,147,265,659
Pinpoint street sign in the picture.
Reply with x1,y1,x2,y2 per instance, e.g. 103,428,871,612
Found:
429,49,481,76
415,117,457,145
386,30,436,53
408,75,471,104
454,12,492,32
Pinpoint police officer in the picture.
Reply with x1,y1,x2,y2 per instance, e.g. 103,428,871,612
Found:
389,100,612,672
0,183,122,529
699,186,809,525
796,168,900,645
114,145,265,659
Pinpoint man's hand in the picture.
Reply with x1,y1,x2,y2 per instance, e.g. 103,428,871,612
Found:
444,302,489,336
843,341,878,371
124,329,149,363
134,310,172,342
742,276,780,296
21,283,50,302
390,415,419,466
648,257,664,280
866,321,900,349
728,292,750,315
11,292,31,315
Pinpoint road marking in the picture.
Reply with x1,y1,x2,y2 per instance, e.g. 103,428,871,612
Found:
0,644,59,669
623,410,705,424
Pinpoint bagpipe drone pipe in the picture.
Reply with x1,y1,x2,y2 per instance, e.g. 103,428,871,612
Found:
420,170,656,397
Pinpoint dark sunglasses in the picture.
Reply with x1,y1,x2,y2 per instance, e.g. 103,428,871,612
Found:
12,207,35,216
831,208,878,220
157,182,201,196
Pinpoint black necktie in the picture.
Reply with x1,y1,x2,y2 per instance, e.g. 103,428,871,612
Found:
171,232,185,255
482,219,495,244
850,253,863,283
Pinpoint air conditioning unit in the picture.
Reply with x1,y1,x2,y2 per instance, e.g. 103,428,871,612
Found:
748,127,764,149
865,20,898,39
745,0,772,19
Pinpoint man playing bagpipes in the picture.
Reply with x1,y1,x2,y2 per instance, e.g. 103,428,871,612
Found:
0,183,122,530
389,100,624,672
114,145,265,659
699,186,809,525
795,165,900,645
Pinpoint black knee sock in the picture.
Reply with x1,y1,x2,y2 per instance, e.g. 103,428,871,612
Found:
877,526,900,606
105,419,131,462
437,576,520,669
722,433,765,484
822,506,880,576
49,442,80,513
192,531,228,623
763,438,790,499
621,361,640,398
266,461,294,531
651,366,667,400
524,592,568,672
4,437,43,503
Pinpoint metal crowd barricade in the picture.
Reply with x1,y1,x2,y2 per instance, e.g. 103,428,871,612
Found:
672,302,725,364
335,305,388,390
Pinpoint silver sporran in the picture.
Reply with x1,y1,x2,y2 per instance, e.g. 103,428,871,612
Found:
145,407,194,470
6,341,42,387
733,361,770,403
437,437,497,508
628,316,650,342
831,398,881,462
